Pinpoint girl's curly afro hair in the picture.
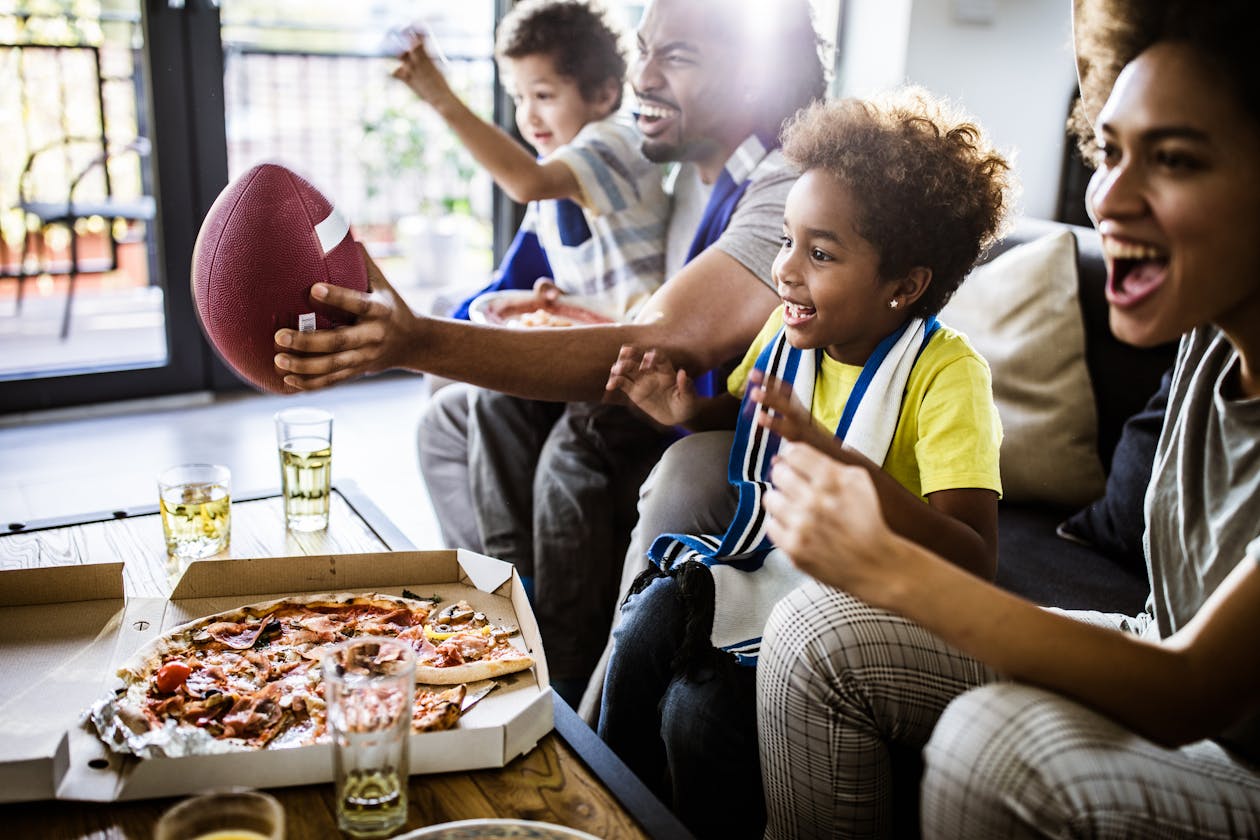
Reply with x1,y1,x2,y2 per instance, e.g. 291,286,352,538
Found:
781,88,1016,318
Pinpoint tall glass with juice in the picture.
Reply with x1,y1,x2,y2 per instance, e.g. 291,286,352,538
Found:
274,407,333,532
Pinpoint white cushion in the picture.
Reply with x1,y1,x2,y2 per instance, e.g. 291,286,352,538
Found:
940,229,1106,507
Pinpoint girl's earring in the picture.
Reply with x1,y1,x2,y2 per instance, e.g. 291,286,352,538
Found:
888,299,899,309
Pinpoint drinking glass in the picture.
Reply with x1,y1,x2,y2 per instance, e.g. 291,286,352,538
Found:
158,463,231,574
154,787,284,840
324,636,415,838
274,406,333,532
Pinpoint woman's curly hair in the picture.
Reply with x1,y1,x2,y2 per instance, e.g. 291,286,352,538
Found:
780,88,1015,318
496,0,628,110
1069,0,1260,163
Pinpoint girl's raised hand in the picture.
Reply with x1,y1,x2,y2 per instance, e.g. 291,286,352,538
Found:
749,369,842,457
606,344,698,426
765,441,897,595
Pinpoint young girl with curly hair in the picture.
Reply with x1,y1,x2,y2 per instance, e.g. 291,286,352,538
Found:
599,87,1015,839
757,0,1260,836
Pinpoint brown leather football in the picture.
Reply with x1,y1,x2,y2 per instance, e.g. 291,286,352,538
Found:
191,162,368,394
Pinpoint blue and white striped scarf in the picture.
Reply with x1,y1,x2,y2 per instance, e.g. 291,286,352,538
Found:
647,315,941,665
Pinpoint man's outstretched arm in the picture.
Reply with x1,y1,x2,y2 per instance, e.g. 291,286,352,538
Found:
274,246,778,403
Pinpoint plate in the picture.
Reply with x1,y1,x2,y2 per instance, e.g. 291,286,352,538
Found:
395,819,602,840
467,290,615,328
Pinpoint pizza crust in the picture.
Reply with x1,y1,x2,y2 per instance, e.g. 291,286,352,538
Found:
414,650,536,685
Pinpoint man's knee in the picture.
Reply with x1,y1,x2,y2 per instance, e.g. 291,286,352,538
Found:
467,386,525,421
534,409,607,493
638,431,736,536
417,381,474,461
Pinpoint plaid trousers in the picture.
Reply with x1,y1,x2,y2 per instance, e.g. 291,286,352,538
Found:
757,581,1260,839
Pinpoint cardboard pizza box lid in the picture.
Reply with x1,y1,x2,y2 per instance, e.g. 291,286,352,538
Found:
0,562,127,802
45,549,551,802
0,561,124,606
165,548,513,599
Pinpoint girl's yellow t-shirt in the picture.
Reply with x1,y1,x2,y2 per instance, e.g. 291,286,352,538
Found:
727,307,1003,500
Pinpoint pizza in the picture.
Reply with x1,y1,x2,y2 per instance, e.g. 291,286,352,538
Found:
499,302,612,328
412,598,539,683
87,592,535,758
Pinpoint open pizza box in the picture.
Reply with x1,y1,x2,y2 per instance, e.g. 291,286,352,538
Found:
0,549,552,803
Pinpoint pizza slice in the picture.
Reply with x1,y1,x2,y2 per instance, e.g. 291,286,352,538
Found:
402,598,536,684
413,684,466,731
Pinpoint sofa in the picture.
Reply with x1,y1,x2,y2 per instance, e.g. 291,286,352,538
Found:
967,215,1174,612
951,216,1175,615
986,219,1175,615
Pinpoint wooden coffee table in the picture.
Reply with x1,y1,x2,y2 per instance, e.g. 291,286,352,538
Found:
0,481,691,839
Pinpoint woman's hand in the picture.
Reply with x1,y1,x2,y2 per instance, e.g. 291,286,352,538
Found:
273,246,420,390
606,344,698,426
748,369,845,459
765,441,901,597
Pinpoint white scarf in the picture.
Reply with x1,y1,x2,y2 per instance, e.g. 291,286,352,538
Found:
647,316,940,665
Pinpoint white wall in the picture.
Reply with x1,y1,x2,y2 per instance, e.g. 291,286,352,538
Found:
837,0,1079,219
836,0,914,98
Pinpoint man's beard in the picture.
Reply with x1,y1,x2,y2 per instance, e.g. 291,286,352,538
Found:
640,133,721,165
640,136,679,163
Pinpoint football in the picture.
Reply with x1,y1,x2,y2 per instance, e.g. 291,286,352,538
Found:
191,162,368,394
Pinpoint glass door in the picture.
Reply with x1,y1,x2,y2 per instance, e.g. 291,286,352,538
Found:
0,0,217,412
215,0,499,319
0,0,841,415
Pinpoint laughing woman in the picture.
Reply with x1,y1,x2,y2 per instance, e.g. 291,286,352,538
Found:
754,0,1260,837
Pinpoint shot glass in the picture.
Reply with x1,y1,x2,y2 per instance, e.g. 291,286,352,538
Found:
154,787,284,840
274,406,333,532
158,463,231,574
323,637,415,838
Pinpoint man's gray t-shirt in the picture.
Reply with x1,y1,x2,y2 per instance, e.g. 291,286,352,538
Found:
662,150,796,288
1145,325,1260,759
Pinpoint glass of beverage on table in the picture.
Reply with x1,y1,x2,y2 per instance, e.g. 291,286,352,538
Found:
324,636,415,837
274,406,333,532
158,463,231,574
154,787,284,840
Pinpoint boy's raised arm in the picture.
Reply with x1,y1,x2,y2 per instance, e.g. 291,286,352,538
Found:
274,246,779,403
392,34,580,204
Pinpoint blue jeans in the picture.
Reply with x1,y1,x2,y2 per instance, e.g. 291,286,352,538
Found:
598,573,765,839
